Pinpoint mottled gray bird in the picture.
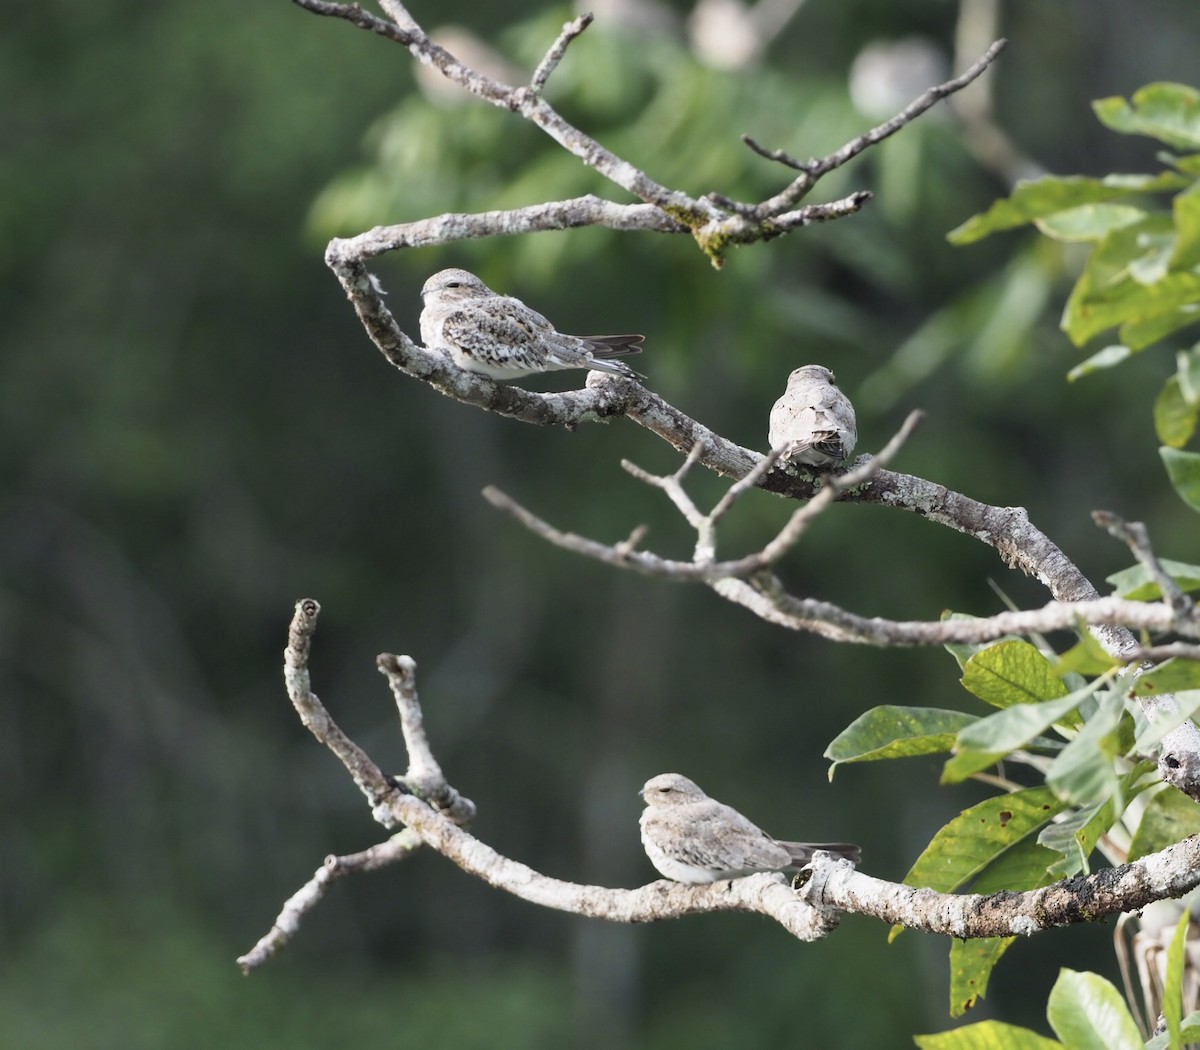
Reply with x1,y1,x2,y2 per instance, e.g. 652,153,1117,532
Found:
639,773,861,884
419,268,645,380
768,364,857,467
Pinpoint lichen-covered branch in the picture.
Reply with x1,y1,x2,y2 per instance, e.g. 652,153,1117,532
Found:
244,605,1200,972
800,836,1200,938
294,0,1001,266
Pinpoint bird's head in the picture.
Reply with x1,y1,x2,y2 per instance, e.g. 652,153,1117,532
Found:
640,773,707,806
420,268,492,303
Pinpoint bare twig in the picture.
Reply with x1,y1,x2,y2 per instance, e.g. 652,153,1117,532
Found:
248,608,1200,972
284,599,395,811
1094,511,1196,622
741,38,1007,218
531,13,593,93
294,0,1001,265
237,832,423,973
1131,643,1200,664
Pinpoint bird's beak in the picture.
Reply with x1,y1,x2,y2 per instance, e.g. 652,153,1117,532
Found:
637,789,645,800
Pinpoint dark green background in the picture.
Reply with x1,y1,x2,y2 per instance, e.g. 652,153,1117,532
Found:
4,1,1199,1046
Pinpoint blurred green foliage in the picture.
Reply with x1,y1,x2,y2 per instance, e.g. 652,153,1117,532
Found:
4,0,1200,1047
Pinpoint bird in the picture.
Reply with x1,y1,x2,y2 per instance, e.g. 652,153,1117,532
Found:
638,773,861,884
767,364,857,468
419,268,646,381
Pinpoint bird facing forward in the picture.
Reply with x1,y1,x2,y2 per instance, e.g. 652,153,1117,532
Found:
768,364,857,467
639,773,861,884
419,268,645,380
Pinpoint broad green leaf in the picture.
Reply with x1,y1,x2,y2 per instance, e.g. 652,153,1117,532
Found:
1133,690,1200,752
1161,447,1200,512
962,640,1070,710
1164,913,1190,1045
914,1021,1063,1049
1055,633,1121,676
1156,375,1200,447
944,672,1108,785
948,173,1188,245
946,839,1062,1016
825,706,978,777
1062,217,1200,348
1045,691,1130,805
942,686,1094,785
902,787,1066,895
971,838,1062,893
1093,83,1200,151
1045,968,1143,1050
1106,558,1200,600
1040,768,1153,875
1171,184,1200,270
1066,344,1132,381
1132,661,1200,697
1118,298,1200,350
1128,785,1200,860
1034,203,1146,242
1128,228,1178,284
950,937,1017,1018
1039,800,1113,876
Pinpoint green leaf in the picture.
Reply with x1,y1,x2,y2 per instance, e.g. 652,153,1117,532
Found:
1034,203,1147,242
1128,785,1200,861
950,937,1017,1019
948,173,1188,245
1039,768,1153,875
1171,184,1200,270
1161,447,1200,512
1066,344,1132,381
1164,912,1190,1046
1055,633,1121,676
946,839,1063,1016
1061,216,1200,349
902,787,1066,895
825,706,978,777
962,641,1070,710
914,1021,1064,1049
1132,661,1200,697
971,837,1063,893
942,688,1092,785
1045,969,1144,1050
1118,297,1200,350
1156,375,1200,448
1045,691,1131,806
1107,558,1200,600
1039,800,1114,876
1093,83,1200,151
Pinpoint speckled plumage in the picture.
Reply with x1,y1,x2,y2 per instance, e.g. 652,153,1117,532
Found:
638,773,861,885
419,268,645,380
768,364,857,467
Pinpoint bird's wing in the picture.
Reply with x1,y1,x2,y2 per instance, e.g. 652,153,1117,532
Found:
437,300,549,361
695,804,791,872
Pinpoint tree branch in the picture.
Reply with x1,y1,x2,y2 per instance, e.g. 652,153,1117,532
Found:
244,605,1200,972
294,0,1001,265
798,835,1200,938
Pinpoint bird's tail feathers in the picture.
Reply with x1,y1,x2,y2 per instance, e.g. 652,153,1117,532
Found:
783,841,862,865
582,334,645,358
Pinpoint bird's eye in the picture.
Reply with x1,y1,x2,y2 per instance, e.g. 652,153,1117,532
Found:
446,281,461,289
